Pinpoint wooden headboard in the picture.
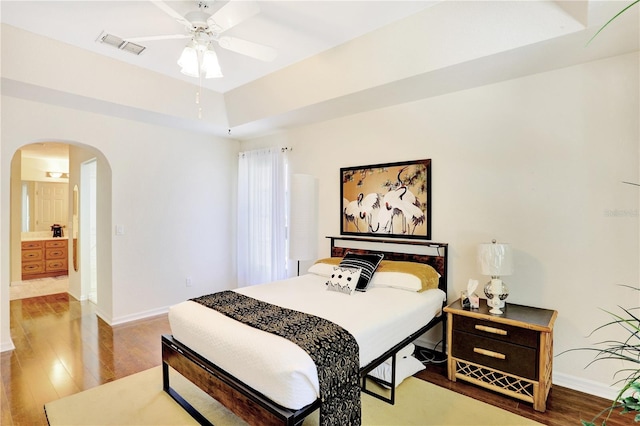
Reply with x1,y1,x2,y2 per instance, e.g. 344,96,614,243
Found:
328,236,448,295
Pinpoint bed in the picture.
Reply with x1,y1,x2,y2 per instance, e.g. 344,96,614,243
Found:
162,236,448,426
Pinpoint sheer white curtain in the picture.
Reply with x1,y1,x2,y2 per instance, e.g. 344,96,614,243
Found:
237,148,289,287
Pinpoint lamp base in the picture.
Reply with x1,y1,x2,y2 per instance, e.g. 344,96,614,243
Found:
488,297,506,309
484,278,509,315
488,301,504,315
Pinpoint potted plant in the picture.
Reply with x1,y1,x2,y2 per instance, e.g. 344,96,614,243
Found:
567,285,639,425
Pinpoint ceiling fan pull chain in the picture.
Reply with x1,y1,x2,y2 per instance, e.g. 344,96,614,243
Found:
196,51,203,120
196,88,202,119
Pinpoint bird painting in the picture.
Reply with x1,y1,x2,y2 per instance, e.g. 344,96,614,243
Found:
340,159,431,239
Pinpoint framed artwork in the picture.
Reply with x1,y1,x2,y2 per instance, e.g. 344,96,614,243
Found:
340,159,431,239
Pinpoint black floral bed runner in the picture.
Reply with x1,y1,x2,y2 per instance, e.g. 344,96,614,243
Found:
191,291,361,426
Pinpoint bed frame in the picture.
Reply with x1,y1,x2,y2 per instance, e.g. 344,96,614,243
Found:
162,236,448,426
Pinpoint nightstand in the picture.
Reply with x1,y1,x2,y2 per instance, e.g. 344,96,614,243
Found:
444,298,557,412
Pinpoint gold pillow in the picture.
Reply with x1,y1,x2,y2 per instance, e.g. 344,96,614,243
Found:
376,260,441,292
314,257,342,266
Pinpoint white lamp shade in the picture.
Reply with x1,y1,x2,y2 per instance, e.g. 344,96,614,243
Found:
478,242,513,276
177,44,199,77
289,174,318,261
202,49,223,78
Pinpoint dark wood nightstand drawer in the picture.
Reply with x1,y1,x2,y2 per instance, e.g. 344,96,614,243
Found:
452,330,538,380
453,315,539,348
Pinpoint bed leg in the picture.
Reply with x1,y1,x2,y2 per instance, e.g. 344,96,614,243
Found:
361,353,396,405
162,362,214,426
162,355,214,426
389,353,396,404
163,361,170,391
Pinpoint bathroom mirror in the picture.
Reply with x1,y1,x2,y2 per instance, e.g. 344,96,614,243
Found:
73,184,79,272
20,181,36,232
21,180,69,232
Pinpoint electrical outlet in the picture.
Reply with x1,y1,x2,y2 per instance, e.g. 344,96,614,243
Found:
185,277,192,287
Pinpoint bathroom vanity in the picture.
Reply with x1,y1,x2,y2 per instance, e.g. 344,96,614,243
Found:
21,238,68,280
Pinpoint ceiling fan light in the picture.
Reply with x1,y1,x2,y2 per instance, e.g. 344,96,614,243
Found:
202,48,223,78
177,41,199,77
180,65,199,78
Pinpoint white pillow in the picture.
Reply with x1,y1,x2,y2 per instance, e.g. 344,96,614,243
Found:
388,343,416,363
369,272,423,292
307,262,335,277
368,354,425,387
326,266,361,295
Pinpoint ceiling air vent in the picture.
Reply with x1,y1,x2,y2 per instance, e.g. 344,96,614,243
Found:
96,31,146,56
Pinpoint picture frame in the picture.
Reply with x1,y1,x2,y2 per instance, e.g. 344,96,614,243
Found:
340,159,431,239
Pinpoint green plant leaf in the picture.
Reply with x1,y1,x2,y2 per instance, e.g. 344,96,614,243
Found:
586,0,640,45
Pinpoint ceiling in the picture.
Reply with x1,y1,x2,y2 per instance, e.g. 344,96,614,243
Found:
20,142,70,161
1,1,639,141
0,0,439,94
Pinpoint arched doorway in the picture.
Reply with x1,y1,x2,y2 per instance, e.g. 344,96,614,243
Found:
8,141,112,313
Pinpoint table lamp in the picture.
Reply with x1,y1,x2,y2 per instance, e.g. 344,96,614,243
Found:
478,240,513,314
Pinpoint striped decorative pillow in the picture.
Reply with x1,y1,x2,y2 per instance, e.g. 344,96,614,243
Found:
339,252,384,292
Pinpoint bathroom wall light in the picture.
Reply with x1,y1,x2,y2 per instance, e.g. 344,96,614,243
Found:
47,172,69,179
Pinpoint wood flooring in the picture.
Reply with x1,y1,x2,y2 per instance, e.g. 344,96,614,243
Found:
0,293,630,425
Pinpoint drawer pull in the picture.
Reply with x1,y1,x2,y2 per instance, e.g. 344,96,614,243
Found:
473,347,506,360
475,324,508,336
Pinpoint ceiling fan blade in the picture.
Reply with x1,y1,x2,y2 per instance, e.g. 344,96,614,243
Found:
217,36,277,62
207,1,260,33
125,34,191,43
149,0,192,28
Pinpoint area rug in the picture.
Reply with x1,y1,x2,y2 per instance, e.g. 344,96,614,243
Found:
45,366,541,425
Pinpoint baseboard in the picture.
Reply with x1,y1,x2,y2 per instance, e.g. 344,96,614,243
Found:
1,338,15,353
67,289,87,302
553,372,619,401
109,306,170,326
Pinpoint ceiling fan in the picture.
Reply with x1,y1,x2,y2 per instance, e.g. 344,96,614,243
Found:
124,0,277,78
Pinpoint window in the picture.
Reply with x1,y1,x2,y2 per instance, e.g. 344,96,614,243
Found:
237,148,289,286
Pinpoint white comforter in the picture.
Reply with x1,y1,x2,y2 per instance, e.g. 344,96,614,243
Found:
168,273,445,410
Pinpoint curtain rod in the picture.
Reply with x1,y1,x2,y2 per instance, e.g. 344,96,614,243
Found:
238,147,292,158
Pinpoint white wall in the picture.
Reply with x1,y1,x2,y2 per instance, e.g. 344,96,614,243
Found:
242,52,639,399
0,95,239,349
